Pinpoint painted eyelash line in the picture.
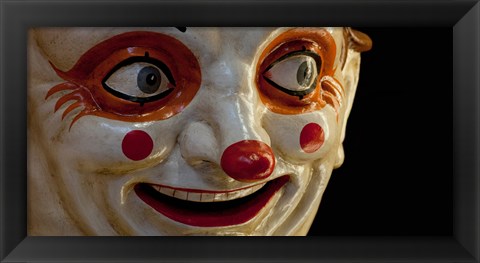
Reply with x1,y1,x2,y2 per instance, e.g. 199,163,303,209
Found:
263,77,317,100
263,50,321,73
262,50,322,100
45,53,178,129
102,52,176,87
320,76,345,119
45,78,98,131
259,50,343,117
45,31,203,128
101,53,176,105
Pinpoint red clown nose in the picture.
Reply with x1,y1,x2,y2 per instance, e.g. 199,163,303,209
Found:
220,140,276,182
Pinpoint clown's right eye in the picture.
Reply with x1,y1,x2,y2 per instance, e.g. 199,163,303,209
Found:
263,51,321,97
102,58,176,104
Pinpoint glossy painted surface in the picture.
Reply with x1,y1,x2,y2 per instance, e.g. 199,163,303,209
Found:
28,27,371,236
45,31,202,127
300,123,325,153
220,140,276,182
121,130,154,161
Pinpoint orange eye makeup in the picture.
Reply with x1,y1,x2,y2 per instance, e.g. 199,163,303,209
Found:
256,28,343,115
46,31,201,128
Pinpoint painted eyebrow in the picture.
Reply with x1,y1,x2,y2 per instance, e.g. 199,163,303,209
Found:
175,27,187,33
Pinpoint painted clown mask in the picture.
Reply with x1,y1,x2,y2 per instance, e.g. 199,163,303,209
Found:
28,27,371,236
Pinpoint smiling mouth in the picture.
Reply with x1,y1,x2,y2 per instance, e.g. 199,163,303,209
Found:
134,175,289,227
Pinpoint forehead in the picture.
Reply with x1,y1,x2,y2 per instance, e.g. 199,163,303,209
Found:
32,27,344,71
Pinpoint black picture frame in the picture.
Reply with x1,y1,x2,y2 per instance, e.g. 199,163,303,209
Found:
1,0,479,262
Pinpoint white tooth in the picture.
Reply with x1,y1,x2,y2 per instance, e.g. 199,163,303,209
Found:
174,190,188,201
188,192,202,202
213,192,225,202
245,187,254,196
160,187,174,197
252,183,264,193
227,191,241,200
223,192,231,201
201,193,215,202
148,181,268,202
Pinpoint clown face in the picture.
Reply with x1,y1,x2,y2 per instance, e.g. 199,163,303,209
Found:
28,27,371,235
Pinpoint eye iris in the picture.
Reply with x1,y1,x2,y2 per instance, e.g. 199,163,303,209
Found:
137,66,161,94
297,61,313,87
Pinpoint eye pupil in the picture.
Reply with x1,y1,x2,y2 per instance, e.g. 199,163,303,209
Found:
297,61,312,87
146,73,157,85
137,66,161,94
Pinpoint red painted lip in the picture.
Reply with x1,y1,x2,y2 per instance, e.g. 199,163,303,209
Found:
134,175,289,227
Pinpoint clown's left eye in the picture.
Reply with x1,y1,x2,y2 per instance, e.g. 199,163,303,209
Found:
263,52,321,97
102,58,175,104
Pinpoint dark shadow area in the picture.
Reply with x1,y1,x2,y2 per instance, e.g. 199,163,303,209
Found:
310,28,453,236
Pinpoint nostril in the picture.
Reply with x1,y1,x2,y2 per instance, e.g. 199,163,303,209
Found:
220,140,275,182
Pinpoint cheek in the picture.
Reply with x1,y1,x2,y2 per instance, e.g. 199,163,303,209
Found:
53,116,180,171
300,122,325,153
122,130,154,161
263,107,337,162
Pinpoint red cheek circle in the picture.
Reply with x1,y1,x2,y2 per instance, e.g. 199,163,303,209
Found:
122,130,154,161
300,123,325,153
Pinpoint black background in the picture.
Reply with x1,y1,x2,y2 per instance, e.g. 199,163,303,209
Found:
309,28,453,236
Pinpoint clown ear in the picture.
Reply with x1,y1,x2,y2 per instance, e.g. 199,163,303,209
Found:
334,28,372,168
345,28,373,53
334,49,362,168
